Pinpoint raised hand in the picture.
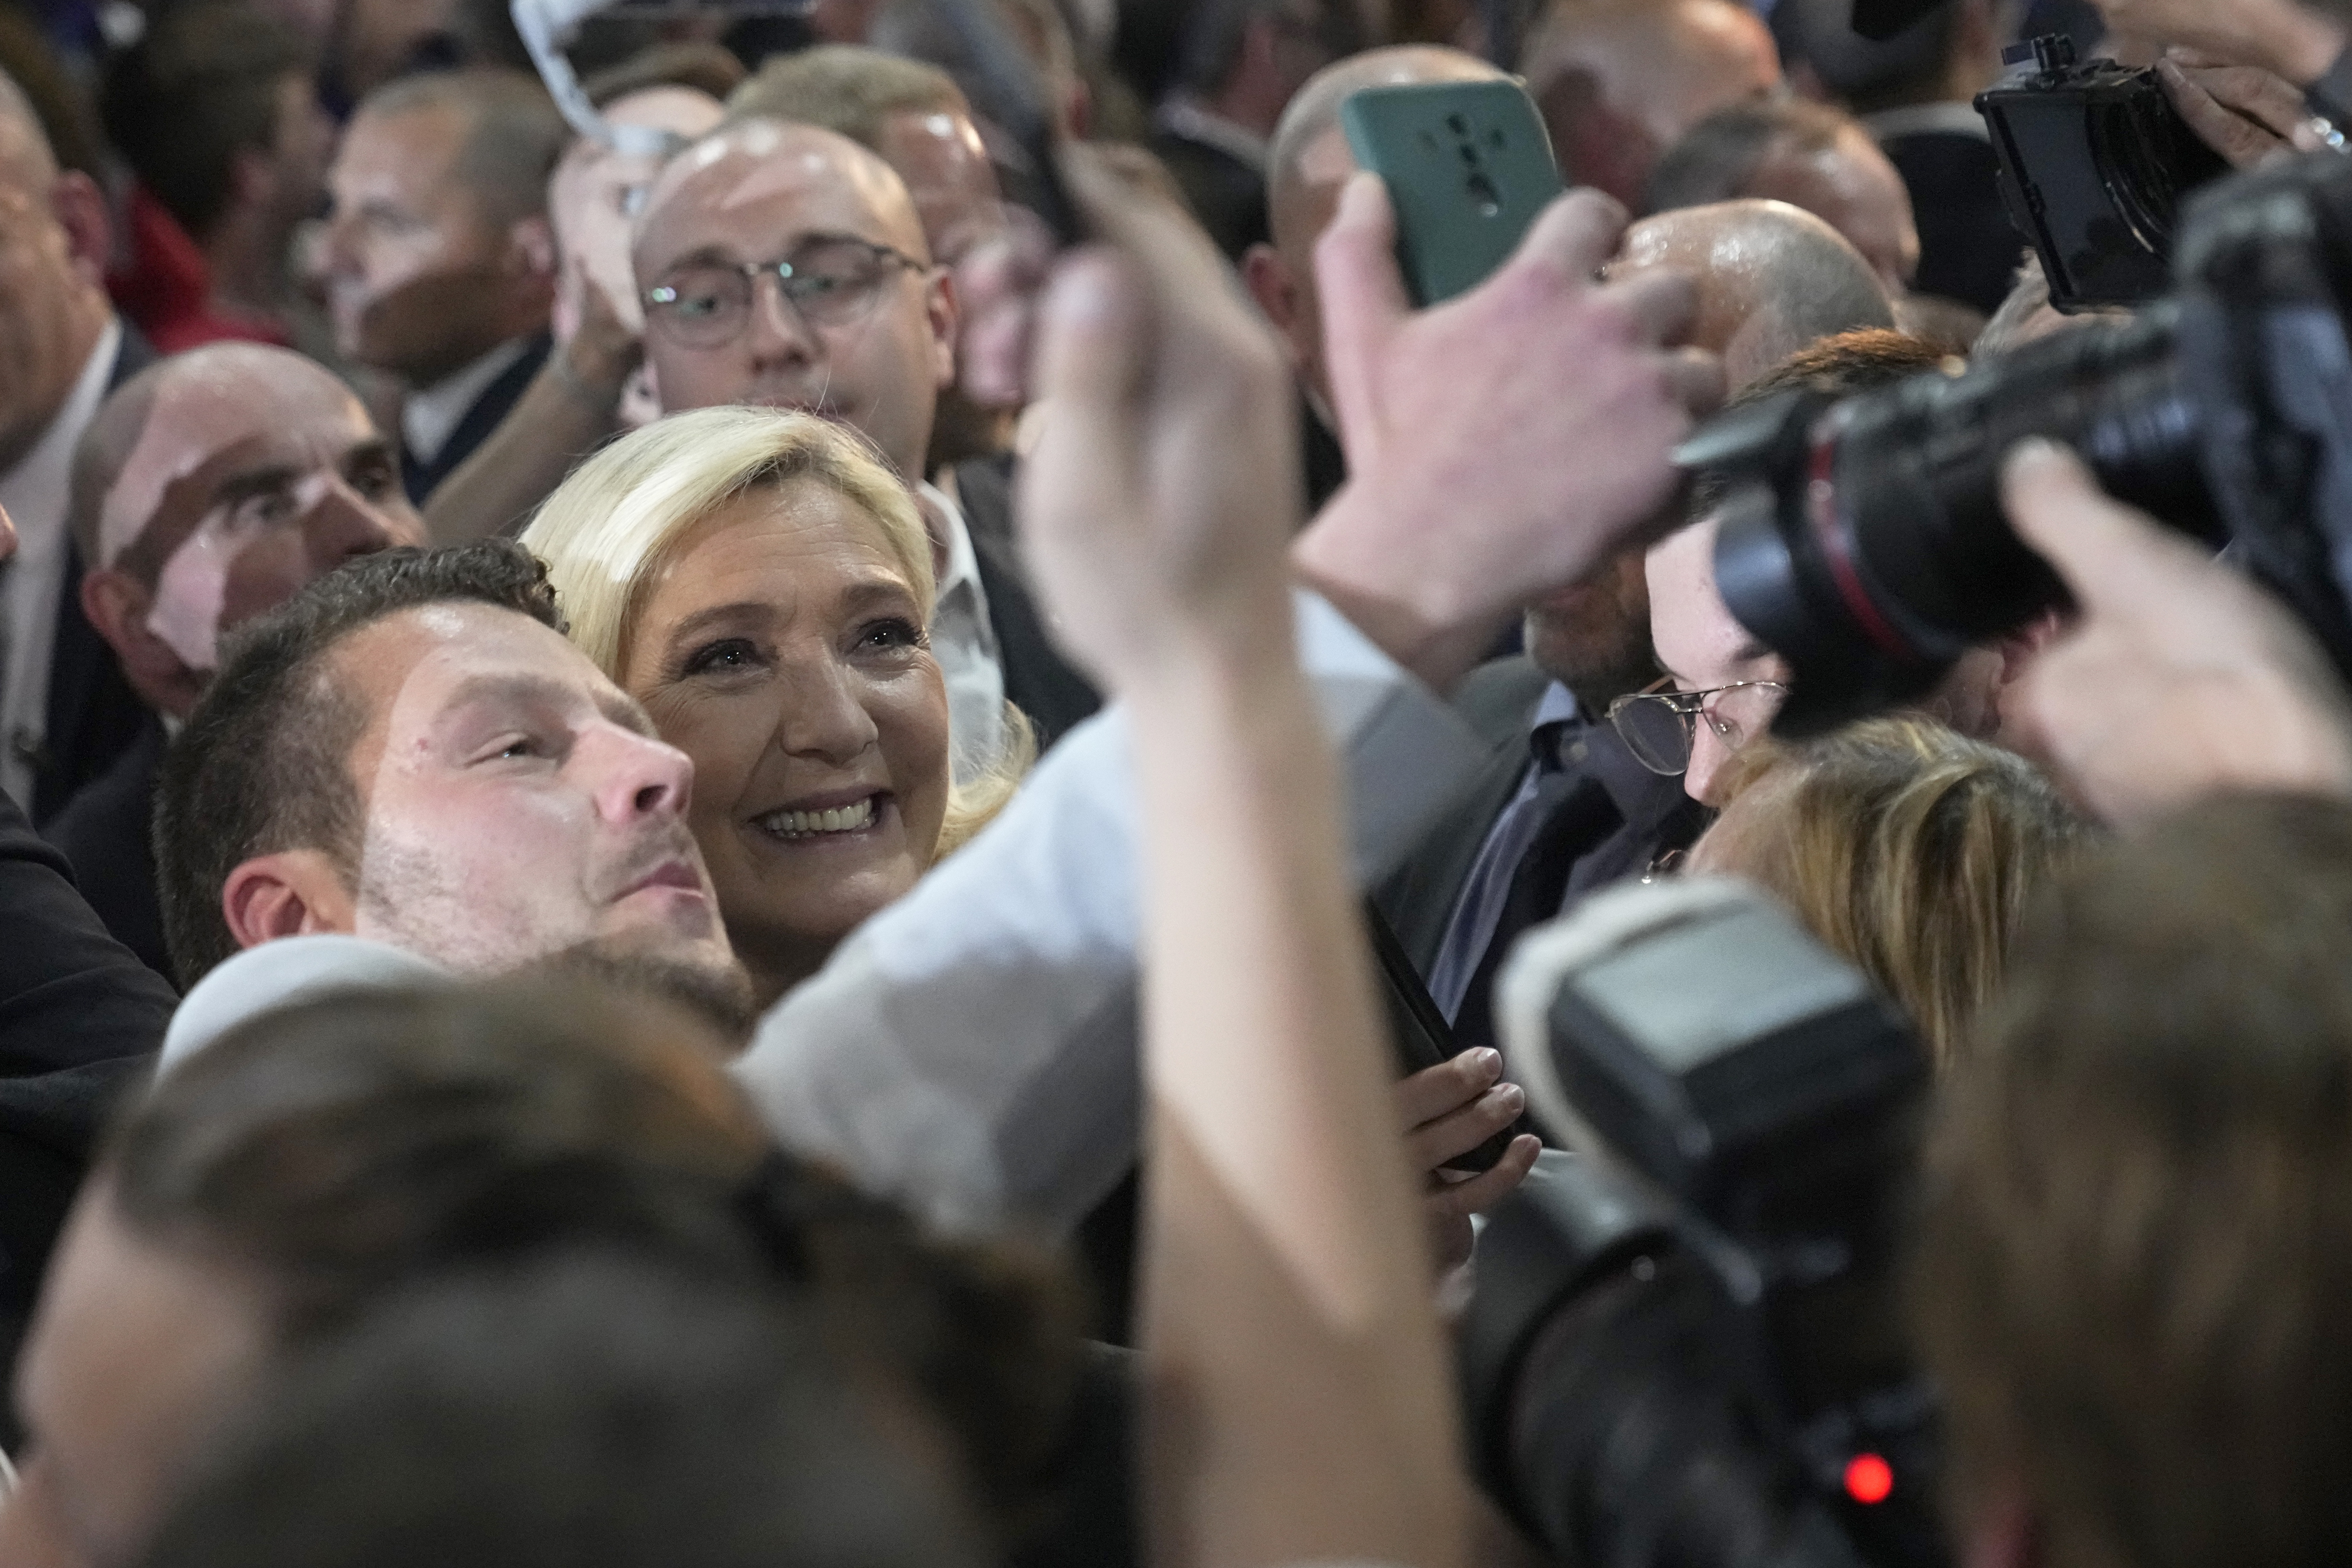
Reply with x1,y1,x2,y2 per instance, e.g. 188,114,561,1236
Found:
1018,150,1302,698
1293,175,1723,692
2003,439,2352,824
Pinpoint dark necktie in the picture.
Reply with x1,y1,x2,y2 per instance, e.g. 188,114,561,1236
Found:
1450,758,1620,1054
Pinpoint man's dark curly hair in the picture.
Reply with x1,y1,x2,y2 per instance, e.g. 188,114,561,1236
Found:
153,540,566,988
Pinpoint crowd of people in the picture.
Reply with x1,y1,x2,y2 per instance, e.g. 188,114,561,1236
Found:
0,0,2350,1563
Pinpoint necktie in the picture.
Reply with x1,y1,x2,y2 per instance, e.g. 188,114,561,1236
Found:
1450,766,1620,1054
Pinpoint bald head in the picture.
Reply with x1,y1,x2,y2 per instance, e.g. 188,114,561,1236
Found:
70,344,420,715
1646,97,1919,290
1266,46,1506,254
1245,46,1506,414
634,117,956,477
1613,199,1892,388
1523,0,1780,207
0,66,56,190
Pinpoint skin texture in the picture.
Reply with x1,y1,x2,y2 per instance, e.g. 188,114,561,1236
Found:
2000,440,2352,824
1742,126,1920,294
547,86,727,346
870,105,1027,456
0,97,112,475
621,481,951,1004
79,346,425,720
1522,0,1781,208
1522,546,1657,709
5,1184,273,1568
1290,176,1723,692
1644,512,1792,804
1609,201,1894,389
1244,45,1505,414
322,102,553,387
220,603,741,990
634,120,955,482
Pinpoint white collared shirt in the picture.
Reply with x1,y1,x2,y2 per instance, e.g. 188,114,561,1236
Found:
0,319,122,809
401,338,532,470
916,478,1008,784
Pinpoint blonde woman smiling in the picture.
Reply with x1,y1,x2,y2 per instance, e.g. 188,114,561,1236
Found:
525,407,1025,1005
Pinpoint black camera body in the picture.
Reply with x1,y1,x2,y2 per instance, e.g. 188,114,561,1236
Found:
1460,879,1943,1568
1975,34,2229,312
1684,149,2352,739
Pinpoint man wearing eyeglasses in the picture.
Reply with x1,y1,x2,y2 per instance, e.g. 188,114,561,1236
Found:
632,115,1095,779
1371,548,1708,1055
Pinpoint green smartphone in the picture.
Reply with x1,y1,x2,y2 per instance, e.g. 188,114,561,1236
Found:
1339,79,1565,307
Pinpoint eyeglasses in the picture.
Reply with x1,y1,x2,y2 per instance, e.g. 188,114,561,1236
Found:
643,236,925,349
1607,675,1790,777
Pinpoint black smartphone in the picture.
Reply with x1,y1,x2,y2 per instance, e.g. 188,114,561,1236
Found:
1339,79,1564,307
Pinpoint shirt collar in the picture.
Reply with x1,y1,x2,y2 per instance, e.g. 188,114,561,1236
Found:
1156,97,1271,173
1531,678,1684,827
915,477,983,604
0,317,120,544
401,338,532,467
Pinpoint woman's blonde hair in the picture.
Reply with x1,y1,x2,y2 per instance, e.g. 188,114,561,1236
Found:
1712,717,2090,1068
521,406,1028,858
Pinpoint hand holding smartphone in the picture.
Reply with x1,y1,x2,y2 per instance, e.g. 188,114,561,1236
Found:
1339,79,1567,307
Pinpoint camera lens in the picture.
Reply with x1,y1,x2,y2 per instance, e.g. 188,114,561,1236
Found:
1701,312,2220,738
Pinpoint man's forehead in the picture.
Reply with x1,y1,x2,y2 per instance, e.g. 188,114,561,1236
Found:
637,120,924,264
343,602,637,730
100,366,374,563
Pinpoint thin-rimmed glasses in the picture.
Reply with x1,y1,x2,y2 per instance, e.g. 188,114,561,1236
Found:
1606,675,1789,776
644,234,925,349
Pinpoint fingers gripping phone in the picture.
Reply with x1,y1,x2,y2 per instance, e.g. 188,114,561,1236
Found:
1339,79,1566,308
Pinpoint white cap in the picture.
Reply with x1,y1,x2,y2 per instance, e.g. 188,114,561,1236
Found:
160,936,454,1074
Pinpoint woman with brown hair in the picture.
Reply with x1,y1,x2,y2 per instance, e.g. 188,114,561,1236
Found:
1690,715,2091,1065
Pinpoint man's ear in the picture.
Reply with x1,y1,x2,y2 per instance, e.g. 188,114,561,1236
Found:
220,850,359,951
228,145,278,221
924,266,959,392
49,170,114,284
1241,242,1300,336
81,569,203,718
508,213,558,285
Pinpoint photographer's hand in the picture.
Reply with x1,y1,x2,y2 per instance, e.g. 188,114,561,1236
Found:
1292,176,1723,694
2158,51,2311,166
2003,440,2352,824
2091,0,2346,82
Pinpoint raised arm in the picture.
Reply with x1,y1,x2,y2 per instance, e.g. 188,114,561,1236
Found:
1019,152,1465,1568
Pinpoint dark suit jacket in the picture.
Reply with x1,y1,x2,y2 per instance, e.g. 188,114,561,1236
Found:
1375,657,1555,974
32,326,159,826
45,714,170,981
950,455,1103,753
1881,128,2019,317
1148,131,1269,263
0,788,173,1430
1374,656,1706,980
400,334,553,505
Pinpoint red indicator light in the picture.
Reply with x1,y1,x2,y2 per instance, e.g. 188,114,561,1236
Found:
1844,1453,1895,1505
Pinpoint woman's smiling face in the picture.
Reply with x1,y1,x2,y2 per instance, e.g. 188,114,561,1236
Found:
624,478,950,1001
